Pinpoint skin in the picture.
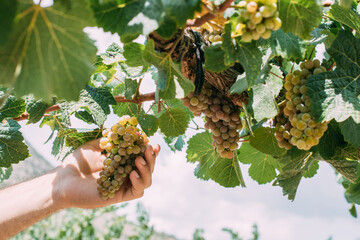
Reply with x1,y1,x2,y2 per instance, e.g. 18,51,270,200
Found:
0,139,160,239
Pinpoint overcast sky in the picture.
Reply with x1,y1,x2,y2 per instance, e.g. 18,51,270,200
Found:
20,27,360,240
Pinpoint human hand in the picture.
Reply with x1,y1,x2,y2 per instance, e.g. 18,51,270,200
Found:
53,139,160,209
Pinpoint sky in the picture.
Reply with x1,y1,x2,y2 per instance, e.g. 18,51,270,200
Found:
19,26,360,240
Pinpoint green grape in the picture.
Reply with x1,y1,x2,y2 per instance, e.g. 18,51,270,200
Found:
285,73,293,81
272,17,282,30
296,120,307,131
214,35,222,42
108,132,118,141
300,85,308,94
209,35,215,42
251,12,263,24
293,97,302,106
305,60,314,69
261,30,272,39
242,32,253,42
291,76,300,85
304,127,314,136
313,68,323,75
256,24,266,34
251,30,261,41
247,1,258,13
293,128,303,138
284,81,293,91
296,139,307,150
293,85,300,94
306,136,319,146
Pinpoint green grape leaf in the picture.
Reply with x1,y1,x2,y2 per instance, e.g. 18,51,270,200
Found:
349,203,357,218
79,85,116,126
187,132,216,180
151,98,194,119
204,43,228,73
0,0,97,101
60,128,102,149
328,4,360,33
162,0,201,26
249,64,283,121
326,158,359,184
222,23,238,66
25,96,48,124
0,120,30,167
230,41,263,92
278,0,322,39
164,135,185,152
249,127,287,157
143,40,194,98
306,31,360,124
274,149,314,200
0,0,17,46
268,29,307,59
340,117,360,147
51,135,74,161
74,109,96,125
0,166,12,183
0,95,26,121
316,121,346,159
124,79,138,100
152,70,176,100
158,108,189,137
138,113,159,137
344,181,360,205
209,152,245,188
303,160,319,178
112,102,138,117
123,42,147,67
238,142,277,184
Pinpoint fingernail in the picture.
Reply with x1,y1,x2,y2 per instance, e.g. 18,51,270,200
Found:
151,146,155,156
139,158,146,166
133,171,140,179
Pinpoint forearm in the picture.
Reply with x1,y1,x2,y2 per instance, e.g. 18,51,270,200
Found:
0,167,63,239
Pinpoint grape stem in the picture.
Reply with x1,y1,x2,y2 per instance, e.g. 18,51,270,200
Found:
12,92,156,122
185,0,234,27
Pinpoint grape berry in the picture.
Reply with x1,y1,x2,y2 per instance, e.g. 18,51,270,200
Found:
98,116,149,200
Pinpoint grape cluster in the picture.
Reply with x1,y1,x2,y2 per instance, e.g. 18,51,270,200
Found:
274,59,328,151
234,0,281,42
182,83,242,159
98,116,149,200
203,29,224,43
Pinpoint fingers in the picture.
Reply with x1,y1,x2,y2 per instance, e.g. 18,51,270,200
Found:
83,138,104,152
144,144,160,173
128,170,145,198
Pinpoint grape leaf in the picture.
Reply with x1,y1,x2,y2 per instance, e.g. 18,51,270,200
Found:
274,149,314,200
138,113,159,137
123,42,147,67
51,135,74,161
327,158,359,184
0,166,12,183
315,121,346,159
186,131,245,187
0,0,97,101
162,0,201,26
60,128,102,149
209,152,245,188
349,203,357,218
307,31,360,124
112,102,138,117
204,43,227,73
303,160,319,178
25,96,48,124
328,4,360,33
79,85,116,126
143,40,194,98
151,98,194,119
238,142,277,184
0,0,17,46
340,117,360,147
268,29,307,59
0,95,26,121
158,108,189,137
164,135,185,152
231,40,263,91
0,120,30,167
186,132,216,180
249,127,287,157
74,109,96,125
124,78,138,100
278,0,322,39
249,64,283,121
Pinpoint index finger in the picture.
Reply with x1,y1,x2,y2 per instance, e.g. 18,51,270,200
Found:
144,144,160,173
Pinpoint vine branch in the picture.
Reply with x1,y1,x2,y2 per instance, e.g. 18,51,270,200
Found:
13,92,156,122
186,0,234,27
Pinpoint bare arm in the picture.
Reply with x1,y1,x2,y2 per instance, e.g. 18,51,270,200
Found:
0,139,160,239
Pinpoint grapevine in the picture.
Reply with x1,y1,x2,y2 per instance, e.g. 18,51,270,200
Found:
0,0,360,218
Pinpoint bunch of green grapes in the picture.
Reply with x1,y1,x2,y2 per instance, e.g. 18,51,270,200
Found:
182,83,242,159
233,0,281,42
98,116,149,200
203,28,224,43
274,107,293,150
275,59,328,151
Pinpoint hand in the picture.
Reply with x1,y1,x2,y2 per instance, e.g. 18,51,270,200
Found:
53,139,160,209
